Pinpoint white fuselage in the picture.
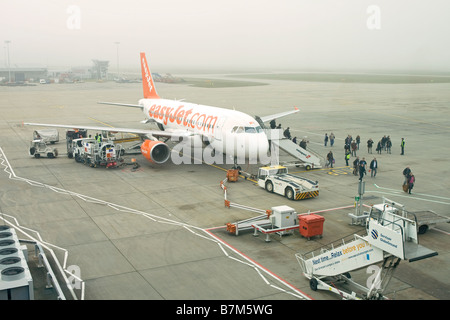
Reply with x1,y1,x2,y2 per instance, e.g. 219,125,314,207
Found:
139,98,270,162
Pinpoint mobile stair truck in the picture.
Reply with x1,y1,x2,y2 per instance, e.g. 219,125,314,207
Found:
266,129,322,170
295,201,438,299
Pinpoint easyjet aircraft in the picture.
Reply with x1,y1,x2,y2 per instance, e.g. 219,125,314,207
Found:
25,53,299,165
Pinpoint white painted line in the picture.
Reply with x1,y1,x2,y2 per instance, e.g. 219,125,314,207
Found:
0,146,310,300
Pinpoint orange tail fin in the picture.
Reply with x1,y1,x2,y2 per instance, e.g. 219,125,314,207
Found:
140,52,160,99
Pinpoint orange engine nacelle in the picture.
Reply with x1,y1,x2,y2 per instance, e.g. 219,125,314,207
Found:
140,140,171,164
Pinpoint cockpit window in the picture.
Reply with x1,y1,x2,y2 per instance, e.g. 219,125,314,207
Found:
232,126,262,134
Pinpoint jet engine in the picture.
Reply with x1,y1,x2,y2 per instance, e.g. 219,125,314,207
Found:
140,140,171,164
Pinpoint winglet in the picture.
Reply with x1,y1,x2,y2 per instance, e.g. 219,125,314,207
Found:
140,52,160,99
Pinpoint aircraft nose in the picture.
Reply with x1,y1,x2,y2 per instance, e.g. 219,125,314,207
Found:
260,133,269,153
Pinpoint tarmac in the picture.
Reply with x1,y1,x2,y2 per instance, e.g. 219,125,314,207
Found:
0,76,449,302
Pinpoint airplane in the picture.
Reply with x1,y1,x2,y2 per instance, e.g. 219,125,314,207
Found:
25,52,299,166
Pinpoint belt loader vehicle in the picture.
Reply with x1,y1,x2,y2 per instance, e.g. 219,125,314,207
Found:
257,165,319,200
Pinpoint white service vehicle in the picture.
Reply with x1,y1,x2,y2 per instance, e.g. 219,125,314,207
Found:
70,138,123,168
257,165,319,200
29,140,58,158
366,198,450,234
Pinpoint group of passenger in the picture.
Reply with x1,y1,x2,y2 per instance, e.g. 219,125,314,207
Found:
373,135,393,154
322,132,413,192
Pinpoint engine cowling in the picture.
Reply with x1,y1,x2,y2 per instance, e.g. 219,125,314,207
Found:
140,140,171,164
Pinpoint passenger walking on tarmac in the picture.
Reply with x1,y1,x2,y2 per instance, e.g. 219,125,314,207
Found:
359,160,366,181
356,135,360,150
408,173,415,194
381,135,387,151
369,157,378,177
376,140,382,154
345,150,351,166
326,151,334,168
400,138,406,155
403,166,411,185
351,140,357,156
330,132,335,146
353,157,360,176
367,138,374,154
344,142,350,154
324,133,328,146
386,136,392,154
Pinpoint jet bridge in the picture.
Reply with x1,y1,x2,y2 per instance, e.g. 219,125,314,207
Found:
295,200,438,300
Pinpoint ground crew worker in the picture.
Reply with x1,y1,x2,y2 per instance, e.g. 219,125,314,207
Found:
401,138,406,155
96,133,102,145
345,150,351,166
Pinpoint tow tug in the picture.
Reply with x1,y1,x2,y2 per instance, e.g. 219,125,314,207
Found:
257,165,319,200
29,139,58,158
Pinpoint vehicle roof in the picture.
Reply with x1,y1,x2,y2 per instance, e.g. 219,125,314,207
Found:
260,165,287,170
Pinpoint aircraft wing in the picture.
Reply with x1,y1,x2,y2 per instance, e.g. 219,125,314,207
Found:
259,107,299,123
98,101,143,109
23,122,194,139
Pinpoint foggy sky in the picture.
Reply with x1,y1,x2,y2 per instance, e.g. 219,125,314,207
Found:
1,0,450,73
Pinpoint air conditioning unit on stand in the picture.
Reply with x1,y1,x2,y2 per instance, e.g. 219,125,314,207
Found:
0,227,34,300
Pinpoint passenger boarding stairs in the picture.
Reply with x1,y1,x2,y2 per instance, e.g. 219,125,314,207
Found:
265,129,322,169
295,203,438,299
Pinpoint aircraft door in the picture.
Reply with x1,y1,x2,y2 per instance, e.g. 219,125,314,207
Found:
214,117,226,141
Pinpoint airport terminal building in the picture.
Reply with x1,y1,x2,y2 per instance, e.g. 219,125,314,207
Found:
0,67,48,83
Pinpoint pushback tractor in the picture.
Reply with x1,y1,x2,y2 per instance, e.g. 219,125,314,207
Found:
257,166,319,200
